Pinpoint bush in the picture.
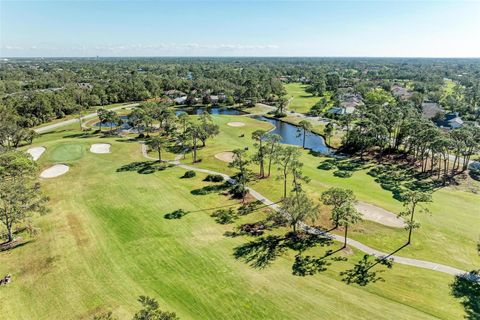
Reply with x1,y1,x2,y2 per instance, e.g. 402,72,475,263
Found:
333,170,353,178
211,208,237,224
237,200,262,216
182,170,196,178
164,209,188,219
229,184,248,199
274,112,287,118
204,174,224,182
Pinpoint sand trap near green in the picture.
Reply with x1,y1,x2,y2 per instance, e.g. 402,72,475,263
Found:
90,143,111,154
355,202,405,228
227,122,245,127
40,164,69,178
27,146,46,161
214,151,234,163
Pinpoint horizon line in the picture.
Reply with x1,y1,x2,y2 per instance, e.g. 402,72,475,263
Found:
2,56,480,60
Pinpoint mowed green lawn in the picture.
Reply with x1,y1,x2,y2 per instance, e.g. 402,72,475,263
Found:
284,83,323,113
182,115,480,271
0,123,468,319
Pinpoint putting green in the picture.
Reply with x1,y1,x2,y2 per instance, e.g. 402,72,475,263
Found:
48,143,86,162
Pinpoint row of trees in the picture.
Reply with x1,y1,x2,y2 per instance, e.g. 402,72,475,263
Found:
341,88,480,184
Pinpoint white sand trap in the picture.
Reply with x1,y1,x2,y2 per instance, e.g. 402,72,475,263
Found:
227,122,245,127
90,143,111,154
40,164,69,178
215,151,235,163
355,202,405,228
26,147,46,161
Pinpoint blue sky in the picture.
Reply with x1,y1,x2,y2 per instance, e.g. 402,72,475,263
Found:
1,0,479,57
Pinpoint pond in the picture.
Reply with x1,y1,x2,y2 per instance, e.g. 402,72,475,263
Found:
94,116,132,130
253,116,331,155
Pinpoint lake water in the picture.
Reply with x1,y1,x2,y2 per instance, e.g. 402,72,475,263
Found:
94,115,132,130
253,116,331,155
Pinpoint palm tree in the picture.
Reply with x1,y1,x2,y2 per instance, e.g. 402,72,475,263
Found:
298,120,313,148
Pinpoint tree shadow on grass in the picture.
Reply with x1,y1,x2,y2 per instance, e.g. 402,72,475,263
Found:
451,270,480,320
368,164,441,201
233,235,286,269
340,243,407,286
190,182,230,195
0,239,34,252
116,161,168,174
233,232,333,270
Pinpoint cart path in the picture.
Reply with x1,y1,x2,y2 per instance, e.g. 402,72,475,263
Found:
34,103,139,134
140,143,478,280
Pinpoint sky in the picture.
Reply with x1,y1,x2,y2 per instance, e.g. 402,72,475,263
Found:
1,0,480,58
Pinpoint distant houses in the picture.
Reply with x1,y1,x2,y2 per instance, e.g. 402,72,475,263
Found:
421,101,444,120
391,84,413,100
327,92,363,115
166,90,227,105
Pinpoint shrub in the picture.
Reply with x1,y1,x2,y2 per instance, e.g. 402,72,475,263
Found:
333,170,352,178
229,184,248,199
182,170,196,178
211,208,237,224
204,174,224,182
164,209,188,219
237,200,262,216
317,162,335,170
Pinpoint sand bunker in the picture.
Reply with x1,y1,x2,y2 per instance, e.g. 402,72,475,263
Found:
227,122,245,127
90,143,111,154
355,202,405,228
26,147,46,161
215,151,235,163
40,164,69,178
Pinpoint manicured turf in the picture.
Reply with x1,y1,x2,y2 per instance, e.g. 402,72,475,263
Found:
284,83,331,114
184,115,480,270
48,142,86,162
0,119,474,319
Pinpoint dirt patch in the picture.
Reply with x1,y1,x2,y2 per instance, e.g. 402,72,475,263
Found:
215,151,234,163
27,147,46,161
355,202,405,228
227,122,245,127
40,164,69,178
90,143,111,154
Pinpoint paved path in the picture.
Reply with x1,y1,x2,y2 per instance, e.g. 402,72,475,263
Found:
140,143,477,279
34,103,139,134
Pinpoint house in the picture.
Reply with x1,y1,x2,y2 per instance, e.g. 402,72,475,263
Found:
327,106,356,115
77,82,93,90
331,92,363,115
391,84,413,100
437,112,464,129
174,96,187,104
421,101,444,120
165,90,187,98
